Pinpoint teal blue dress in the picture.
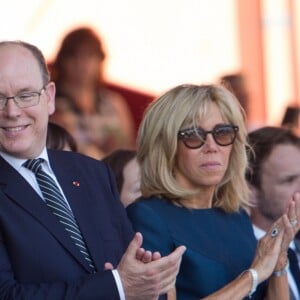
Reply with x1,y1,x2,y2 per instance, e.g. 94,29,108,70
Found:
127,197,266,300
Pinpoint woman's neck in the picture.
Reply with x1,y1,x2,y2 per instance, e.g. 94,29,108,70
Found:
177,188,214,209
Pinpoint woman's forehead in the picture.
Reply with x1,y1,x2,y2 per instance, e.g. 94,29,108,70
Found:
181,102,229,126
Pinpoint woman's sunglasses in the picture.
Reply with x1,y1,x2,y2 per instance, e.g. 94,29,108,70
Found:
178,124,239,149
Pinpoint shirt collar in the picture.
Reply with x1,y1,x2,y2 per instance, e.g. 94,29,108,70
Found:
0,148,50,172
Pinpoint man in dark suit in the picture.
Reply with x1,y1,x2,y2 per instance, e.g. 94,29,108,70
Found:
247,126,300,300
0,40,185,299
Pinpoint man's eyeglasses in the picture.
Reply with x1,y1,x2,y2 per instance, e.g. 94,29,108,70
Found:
178,124,239,149
0,87,46,110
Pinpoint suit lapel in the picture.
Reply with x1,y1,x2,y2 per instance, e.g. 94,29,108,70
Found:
48,152,106,271
0,156,92,272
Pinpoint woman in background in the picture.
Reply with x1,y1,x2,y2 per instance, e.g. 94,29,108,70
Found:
50,27,135,159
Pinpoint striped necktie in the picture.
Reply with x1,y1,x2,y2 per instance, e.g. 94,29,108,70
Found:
23,158,95,272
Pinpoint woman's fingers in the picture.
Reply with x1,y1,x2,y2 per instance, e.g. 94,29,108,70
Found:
251,222,284,281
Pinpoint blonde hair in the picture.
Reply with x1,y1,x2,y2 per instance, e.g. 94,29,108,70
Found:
137,84,249,212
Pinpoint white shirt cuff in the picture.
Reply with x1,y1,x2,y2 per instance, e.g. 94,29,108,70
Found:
112,269,125,300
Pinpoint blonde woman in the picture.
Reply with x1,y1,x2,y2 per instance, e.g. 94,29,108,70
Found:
127,84,300,299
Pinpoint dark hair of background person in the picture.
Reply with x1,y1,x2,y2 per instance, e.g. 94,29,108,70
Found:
281,106,300,129
246,126,300,189
46,122,78,152
51,27,105,86
219,73,249,117
102,149,136,192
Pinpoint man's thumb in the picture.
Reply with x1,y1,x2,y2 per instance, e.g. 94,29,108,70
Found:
126,232,143,256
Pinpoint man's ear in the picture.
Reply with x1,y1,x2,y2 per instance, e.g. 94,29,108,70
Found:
45,81,56,115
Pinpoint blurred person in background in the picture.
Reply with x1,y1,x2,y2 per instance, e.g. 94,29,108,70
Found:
49,27,135,159
247,126,300,300
219,73,249,117
103,149,141,207
46,121,78,152
281,105,300,137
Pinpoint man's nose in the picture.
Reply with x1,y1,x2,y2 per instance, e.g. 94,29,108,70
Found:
3,97,22,116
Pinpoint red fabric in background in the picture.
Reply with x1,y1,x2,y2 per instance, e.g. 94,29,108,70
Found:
105,82,155,137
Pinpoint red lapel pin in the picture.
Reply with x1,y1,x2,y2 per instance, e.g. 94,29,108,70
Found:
72,181,80,187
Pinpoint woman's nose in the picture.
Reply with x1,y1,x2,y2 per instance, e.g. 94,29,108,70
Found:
202,132,218,150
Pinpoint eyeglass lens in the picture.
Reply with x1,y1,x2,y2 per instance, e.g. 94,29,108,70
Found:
0,89,44,110
179,125,238,149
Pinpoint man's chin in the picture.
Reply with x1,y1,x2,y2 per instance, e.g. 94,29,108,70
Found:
1,144,33,158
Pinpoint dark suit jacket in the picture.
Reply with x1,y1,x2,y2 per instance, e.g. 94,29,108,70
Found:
0,149,134,299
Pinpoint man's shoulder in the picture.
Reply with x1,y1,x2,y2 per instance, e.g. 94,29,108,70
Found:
48,149,103,164
47,149,108,174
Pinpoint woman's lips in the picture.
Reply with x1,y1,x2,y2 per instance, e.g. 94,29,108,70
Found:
200,161,221,170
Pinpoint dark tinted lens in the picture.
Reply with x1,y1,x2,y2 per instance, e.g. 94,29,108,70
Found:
213,126,236,146
182,128,206,149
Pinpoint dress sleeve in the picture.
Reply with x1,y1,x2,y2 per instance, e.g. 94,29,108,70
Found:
126,201,175,256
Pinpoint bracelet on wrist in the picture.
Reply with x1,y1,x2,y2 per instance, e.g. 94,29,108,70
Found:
272,259,289,277
240,268,258,298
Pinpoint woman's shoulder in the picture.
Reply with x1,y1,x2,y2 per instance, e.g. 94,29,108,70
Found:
128,196,168,209
127,196,177,219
